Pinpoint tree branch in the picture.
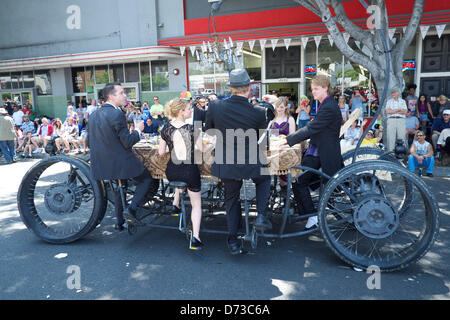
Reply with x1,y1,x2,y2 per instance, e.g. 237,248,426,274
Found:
329,0,373,47
394,0,425,57
312,0,380,78
293,0,320,17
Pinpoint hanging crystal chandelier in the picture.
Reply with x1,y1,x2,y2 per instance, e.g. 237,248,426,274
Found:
195,4,244,70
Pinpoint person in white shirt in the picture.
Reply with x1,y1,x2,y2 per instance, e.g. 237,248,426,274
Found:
385,88,408,151
12,105,24,127
340,120,361,148
408,130,434,177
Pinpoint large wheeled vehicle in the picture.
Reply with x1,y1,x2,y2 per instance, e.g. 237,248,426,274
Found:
17,144,440,272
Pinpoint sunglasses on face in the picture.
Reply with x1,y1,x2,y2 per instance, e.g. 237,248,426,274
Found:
417,134,424,137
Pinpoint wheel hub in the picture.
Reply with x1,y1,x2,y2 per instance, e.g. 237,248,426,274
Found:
353,195,399,239
44,183,82,215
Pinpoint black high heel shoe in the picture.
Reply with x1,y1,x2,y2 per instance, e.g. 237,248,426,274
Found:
189,231,204,250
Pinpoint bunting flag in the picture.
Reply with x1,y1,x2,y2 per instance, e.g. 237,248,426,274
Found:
284,38,291,50
436,24,446,38
248,40,256,52
189,46,196,57
207,41,212,53
301,37,309,49
354,40,361,50
201,41,207,53
271,38,278,51
328,34,334,47
402,26,407,34
314,35,322,48
420,25,430,39
223,38,229,50
228,37,234,48
259,39,267,50
179,46,186,56
388,28,396,40
343,32,350,44
195,50,200,61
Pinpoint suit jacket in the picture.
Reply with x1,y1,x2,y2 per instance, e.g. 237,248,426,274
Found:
87,103,146,180
286,95,343,177
193,105,206,124
204,95,268,179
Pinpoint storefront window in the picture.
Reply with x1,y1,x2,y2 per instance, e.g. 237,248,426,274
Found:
140,62,151,91
22,71,34,89
35,70,52,95
11,72,22,89
95,65,109,84
110,64,124,83
265,46,301,79
151,60,169,91
72,67,86,93
243,43,262,81
85,66,94,93
125,63,140,83
0,73,11,90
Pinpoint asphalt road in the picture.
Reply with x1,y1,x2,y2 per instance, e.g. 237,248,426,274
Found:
0,157,449,300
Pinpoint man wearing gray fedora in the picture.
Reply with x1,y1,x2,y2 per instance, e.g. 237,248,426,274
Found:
205,69,272,255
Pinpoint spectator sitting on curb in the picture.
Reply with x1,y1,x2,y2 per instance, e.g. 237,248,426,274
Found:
408,130,434,177
431,109,450,152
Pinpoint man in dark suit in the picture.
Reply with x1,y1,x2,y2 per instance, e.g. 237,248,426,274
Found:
88,82,154,229
205,69,272,255
277,74,343,230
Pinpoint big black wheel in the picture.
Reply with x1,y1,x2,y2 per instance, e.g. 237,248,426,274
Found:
318,160,439,272
17,155,107,244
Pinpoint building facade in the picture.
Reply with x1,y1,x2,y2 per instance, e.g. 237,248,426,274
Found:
158,0,450,105
0,0,187,119
1,0,450,119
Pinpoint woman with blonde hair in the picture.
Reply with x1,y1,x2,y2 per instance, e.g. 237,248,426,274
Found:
158,98,205,250
270,97,296,137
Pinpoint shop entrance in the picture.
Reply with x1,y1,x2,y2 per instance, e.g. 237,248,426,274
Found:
265,82,299,104
1,90,34,109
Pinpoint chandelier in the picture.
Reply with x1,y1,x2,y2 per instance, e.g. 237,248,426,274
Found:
195,2,244,70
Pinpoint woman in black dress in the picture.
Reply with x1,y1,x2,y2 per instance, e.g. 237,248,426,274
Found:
158,98,204,250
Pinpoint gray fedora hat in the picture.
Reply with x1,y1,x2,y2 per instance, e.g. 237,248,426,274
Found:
229,69,251,86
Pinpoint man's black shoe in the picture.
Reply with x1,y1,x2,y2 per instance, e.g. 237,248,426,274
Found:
254,214,272,230
124,207,144,226
227,240,247,255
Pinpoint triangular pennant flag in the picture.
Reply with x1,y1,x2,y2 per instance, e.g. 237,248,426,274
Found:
248,40,256,52
301,37,309,49
284,38,291,50
355,40,361,50
179,46,186,56
223,38,229,50
314,35,322,48
207,41,212,53
195,50,200,61
402,26,407,34
436,24,446,38
201,41,207,53
388,28,396,40
328,34,334,47
259,39,267,50
190,46,196,57
271,38,278,51
420,25,430,39
343,32,350,44
228,37,234,48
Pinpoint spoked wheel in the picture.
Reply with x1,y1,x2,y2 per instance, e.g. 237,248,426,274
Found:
318,160,439,272
342,146,413,216
17,155,107,244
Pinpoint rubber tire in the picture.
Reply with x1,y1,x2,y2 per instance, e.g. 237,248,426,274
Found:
318,160,440,272
17,155,107,244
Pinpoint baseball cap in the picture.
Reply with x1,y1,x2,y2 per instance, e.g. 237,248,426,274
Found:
443,109,450,115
